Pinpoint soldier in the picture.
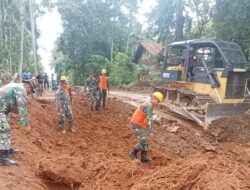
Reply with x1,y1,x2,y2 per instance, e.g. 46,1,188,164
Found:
84,72,100,111
36,72,44,96
55,76,74,133
129,92,163,163
0,80,34,166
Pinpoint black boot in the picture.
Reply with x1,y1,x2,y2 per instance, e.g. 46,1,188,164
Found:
129,149,139,160
141,151,150,163
96,102,100,111
8,148,19,155
0,150,18,166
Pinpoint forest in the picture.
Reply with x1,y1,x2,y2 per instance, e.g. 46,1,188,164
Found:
0,0,250,85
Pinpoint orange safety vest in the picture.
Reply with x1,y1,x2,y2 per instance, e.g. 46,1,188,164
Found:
65,85,71,98
130,106,147,129
99,76,108,90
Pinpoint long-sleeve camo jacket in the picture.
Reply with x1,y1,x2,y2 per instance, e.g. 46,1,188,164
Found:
0,83,29,126
84,78,99,92
55,88,71,113
141,102,154,132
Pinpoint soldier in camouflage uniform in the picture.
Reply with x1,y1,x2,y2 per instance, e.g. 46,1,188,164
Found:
129,92,163,163
84,72,100,111
55,77,74,134
0,81,34,166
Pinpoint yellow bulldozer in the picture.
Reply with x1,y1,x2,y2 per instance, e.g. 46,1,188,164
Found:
156,39,250,128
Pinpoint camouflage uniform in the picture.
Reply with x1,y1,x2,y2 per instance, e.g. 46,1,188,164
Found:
85,78,100,110
0,83,29,150
130,102,153,152
55,88,74,130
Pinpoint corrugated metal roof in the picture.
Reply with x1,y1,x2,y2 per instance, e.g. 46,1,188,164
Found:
134,42,164,64
140,42,164,56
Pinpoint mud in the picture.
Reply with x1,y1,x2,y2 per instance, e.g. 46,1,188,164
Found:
0,93,250,190
208,112,250,143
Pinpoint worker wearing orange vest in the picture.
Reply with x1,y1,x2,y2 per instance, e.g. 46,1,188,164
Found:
129,92,164,163
99,69,109,109
65,84,72,104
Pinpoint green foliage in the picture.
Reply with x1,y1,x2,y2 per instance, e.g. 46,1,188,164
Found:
85,55,111,78
213,0,250,58
51,0,250,87
148,0,214,42
109,53,139,85
0,0,44,75
52,0,143,85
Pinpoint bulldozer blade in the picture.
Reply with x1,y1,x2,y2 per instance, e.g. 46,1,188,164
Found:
167,103,205,128
205,103,250,127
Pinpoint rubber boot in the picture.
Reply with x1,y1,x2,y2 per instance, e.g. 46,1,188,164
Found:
129,149,139,160
96,102,101,111
0,150,18,166
141,151,150,163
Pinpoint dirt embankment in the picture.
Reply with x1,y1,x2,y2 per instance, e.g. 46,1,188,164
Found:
208,112,250,144
0,94,250,190
113,80,164,94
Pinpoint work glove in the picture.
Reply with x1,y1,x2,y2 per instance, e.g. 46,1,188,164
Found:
153,115,161,126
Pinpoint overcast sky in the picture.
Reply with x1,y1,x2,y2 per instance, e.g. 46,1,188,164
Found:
37,1,157,76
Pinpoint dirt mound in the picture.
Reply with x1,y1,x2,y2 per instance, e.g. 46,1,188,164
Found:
38,155,84,188
116,80,165,93
131,153,250,190
208,112,250,143
38,152,140,190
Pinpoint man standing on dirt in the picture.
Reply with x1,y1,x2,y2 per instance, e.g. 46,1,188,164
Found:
43,73,49,91
0,80,34,166
99,69,109,109
129,92,163,163
55,76,74,133
84,72,100,111
36,72,44,96
51,73,57,91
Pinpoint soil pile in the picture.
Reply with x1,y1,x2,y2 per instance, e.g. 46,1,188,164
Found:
116,80,164,93
131,153,250,190
208,112,250,143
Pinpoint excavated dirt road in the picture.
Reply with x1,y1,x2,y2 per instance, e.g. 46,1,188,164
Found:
0,91,250,190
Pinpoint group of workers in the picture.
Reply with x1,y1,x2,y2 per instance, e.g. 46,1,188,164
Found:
54,69,109,134
0,67,164,166
84,69,109,111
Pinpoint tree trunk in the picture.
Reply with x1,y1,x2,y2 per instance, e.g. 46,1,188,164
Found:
29,0,37,75
175,0,185,41
18,0,24,82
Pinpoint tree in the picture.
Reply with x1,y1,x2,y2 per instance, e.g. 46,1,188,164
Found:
109,52,139,85
213,0,250,57
148,0,214,42
0,0,43,81
52,0,143,85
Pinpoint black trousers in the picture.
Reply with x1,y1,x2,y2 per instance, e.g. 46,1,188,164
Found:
99,89,107,108
44,81,49,90
188,66,194,78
